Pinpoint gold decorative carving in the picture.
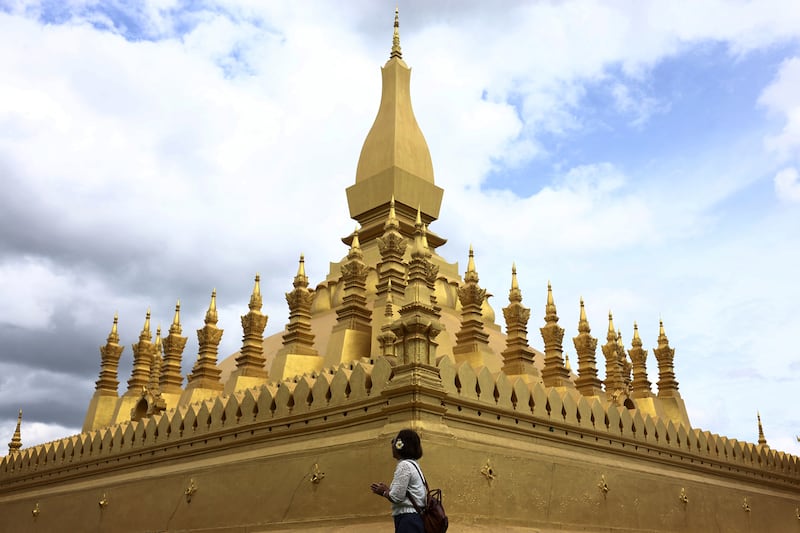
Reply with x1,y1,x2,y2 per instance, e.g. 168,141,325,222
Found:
598,474,609,495
679,487,688,504
185,479,197,503
742,496,751,512
99,492,109,508
32,502,40,517
480,459,496,483
310,463,325,484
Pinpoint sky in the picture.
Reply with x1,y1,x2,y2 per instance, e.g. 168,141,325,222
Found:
1,0,799,454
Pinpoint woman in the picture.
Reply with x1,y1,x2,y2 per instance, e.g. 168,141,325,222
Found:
370,429,427,533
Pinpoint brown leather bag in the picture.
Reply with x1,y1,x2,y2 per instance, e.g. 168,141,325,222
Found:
406,462,449,533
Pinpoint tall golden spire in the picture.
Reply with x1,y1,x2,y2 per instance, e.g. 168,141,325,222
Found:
653,319,680,397
148,325,163,391
348,8,443,248
453,246,491,367
328,230,373,363
540,282,573,388
127,309,155,394
376,195,408,302
629,322,653,399
280,255,318,357
377,280,399,356
572,298,602,397
500,264,538,377
602,311,625,401
161,300,187,394
95,313,124,394
236,274,269,378
186,290,224,391
7,409,22,455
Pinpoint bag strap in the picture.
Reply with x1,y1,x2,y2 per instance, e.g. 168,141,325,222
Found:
404,460,428,513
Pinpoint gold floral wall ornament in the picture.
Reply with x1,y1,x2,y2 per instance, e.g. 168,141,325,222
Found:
98,493,109,508
742,497,751,512
184,479,197,503
795,507,800,520
310,463,325,484
597,475,609,495
480,459,496,482
32,502,40,517
679,488,689,504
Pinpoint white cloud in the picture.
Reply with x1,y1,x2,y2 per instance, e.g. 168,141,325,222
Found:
759,56,800,160
1,0,800,453
774,167,800,202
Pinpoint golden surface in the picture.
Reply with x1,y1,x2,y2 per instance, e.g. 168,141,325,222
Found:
2,9,798,533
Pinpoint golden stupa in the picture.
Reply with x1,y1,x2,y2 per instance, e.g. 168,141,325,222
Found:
2,10,798,533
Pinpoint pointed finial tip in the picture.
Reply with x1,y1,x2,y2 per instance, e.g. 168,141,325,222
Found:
255,273,260,282
512,262,516,273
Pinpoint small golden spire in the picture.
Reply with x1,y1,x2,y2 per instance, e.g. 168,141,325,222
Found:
508,263,522,304
390,7,402,59
565,353,572,373
294,254,309,288
385,196,399,230
108,312,120,344
578,297,590,334
154,326,163,354
8,409,22,454
249,274,262,311
169,300,182,335
205,290,218,325
633,322,641,340
659,318,666,339
757,411,768,447
421,224,431,251
349,227,363,259
545,281,557,317
607,311,616,340
139,309,152,342
464,245,479,283
415,205,422,228
467,245,476,272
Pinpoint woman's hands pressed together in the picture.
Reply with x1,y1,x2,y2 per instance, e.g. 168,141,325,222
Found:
371,481,390,498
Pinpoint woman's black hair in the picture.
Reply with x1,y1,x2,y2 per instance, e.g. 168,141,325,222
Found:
394,429,423,460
